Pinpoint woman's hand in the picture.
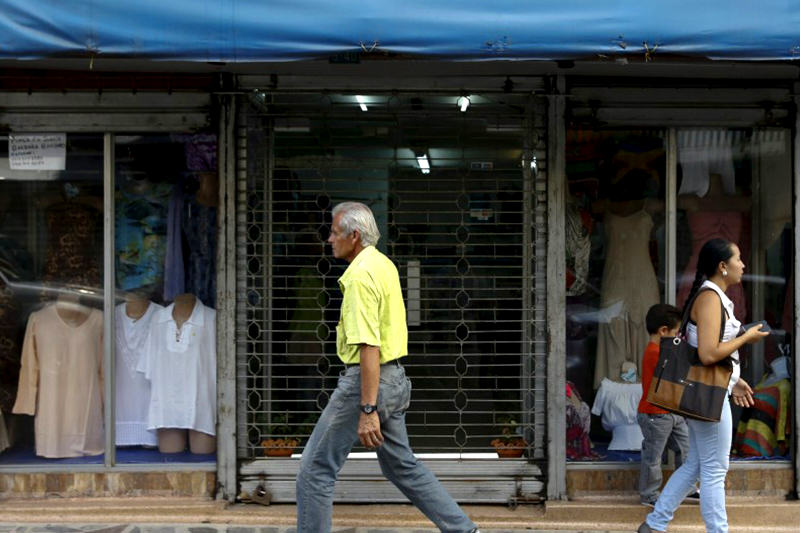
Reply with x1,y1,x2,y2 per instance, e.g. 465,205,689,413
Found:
731,378,755,408
744,324,770,344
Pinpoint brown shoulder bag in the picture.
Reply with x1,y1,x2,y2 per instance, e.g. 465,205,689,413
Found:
646,287,734,422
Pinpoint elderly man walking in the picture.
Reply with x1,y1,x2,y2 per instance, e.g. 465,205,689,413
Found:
296,201,479,533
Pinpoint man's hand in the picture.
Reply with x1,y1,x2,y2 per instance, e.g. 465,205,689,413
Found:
358,412,384,448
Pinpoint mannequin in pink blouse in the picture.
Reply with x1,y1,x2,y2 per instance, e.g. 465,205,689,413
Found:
677,174,750,320
157,293,216,454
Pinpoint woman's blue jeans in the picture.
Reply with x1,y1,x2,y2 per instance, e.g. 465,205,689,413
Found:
296,363,476,533
645,396,732,533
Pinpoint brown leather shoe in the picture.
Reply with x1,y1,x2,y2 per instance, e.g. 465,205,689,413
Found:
637,522,653,533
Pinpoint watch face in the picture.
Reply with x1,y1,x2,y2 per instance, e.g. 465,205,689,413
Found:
361,404,376,414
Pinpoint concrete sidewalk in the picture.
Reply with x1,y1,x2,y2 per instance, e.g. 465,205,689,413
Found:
0,496,797,532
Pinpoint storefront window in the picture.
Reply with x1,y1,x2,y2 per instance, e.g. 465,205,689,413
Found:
565,130,667,460
0,132,218,466
0,134,106,464
114,134,218,463
565,127,794,462
676,128,792,460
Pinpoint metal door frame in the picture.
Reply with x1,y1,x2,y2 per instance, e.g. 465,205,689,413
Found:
229,85,550,504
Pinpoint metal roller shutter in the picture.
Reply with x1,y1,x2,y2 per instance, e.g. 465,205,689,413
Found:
236,90,548,504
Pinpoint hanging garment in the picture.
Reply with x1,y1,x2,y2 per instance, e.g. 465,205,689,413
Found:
594,210,660,389
676,211,747,321
591,378,644,451
566,381,598,460
115,180,171,292
42,203,101,286
172,133,218,172
12,304,104,458
734,375,791,457
137,299,216,436
182,198,217,308
163,183,186,302
677,129,736,197
565,201,591,297
115,302,161,446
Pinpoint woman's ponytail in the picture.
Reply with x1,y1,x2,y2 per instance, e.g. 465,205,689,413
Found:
683,270,706,315
683,237,735,314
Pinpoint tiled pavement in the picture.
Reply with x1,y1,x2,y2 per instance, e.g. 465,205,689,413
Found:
0,528,632,533
1,497,799,533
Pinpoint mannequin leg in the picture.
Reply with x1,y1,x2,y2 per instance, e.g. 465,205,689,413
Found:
189,430,216,454
158,428,188,453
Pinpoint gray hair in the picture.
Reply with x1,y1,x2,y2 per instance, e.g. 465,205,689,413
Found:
332,202,380,247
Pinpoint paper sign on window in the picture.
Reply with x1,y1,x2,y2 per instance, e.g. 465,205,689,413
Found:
9,134,67,170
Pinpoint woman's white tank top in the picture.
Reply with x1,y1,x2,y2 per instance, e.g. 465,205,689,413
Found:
686,280,741,393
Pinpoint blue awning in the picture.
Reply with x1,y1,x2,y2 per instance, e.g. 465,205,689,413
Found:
2,1,799,62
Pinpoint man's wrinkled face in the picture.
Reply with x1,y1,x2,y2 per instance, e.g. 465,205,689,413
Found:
328,213,358,261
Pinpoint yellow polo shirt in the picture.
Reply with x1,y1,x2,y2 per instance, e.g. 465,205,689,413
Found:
336,246,408,364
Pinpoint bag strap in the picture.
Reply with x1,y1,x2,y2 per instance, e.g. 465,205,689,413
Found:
680,286,726,343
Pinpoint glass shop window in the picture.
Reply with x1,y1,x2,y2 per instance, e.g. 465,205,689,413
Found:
113,133,218,463
0,134,106,464
564,130,667,461
676,129,793,460
564,127,794,462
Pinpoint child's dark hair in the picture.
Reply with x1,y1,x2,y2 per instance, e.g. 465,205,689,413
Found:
646,303,683,335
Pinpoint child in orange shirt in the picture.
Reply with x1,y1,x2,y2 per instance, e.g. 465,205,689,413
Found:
637,304,698,507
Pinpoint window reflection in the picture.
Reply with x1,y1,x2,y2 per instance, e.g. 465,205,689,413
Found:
114,134,218,462
566,127,794,462
676,129,792,460
0,134,105,462
565,130,666,460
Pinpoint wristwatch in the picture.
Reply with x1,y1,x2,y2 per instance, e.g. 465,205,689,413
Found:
360,403,377,414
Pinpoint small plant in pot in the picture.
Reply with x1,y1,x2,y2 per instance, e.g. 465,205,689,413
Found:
490,415,528,458
261,413,300,457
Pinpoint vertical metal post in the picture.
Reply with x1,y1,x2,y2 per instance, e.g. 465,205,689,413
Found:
103,133,116,467
265,110,275,434
793,88,800,497
665,128,677,305
521,95,534,451
235,104,250,461
216,94,238,501
546,75,567,500
750,128,765,380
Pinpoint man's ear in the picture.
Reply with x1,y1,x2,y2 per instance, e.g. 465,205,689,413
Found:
351,229,361,243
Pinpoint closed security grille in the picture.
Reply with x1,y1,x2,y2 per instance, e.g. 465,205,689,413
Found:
236,91,548,503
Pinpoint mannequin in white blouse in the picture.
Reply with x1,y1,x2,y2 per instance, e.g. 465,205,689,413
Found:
56,293,90,327
157,293,216,454
116,292,159,448
124,293,150,320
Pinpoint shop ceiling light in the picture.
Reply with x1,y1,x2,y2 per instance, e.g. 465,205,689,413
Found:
356,95,368,112
416,154,431,174
457,95,470,112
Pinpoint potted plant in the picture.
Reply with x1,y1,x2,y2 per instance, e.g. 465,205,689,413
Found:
490,415,528,458
261,413,300,457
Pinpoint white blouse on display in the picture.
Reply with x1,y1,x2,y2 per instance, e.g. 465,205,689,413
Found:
137,299,216,436
591,378,644,451
115,302,161,446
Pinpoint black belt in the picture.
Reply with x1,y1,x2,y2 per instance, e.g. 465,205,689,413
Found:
345,359,402,369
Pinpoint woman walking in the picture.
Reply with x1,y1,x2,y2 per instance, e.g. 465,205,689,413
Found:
638,238,769,533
